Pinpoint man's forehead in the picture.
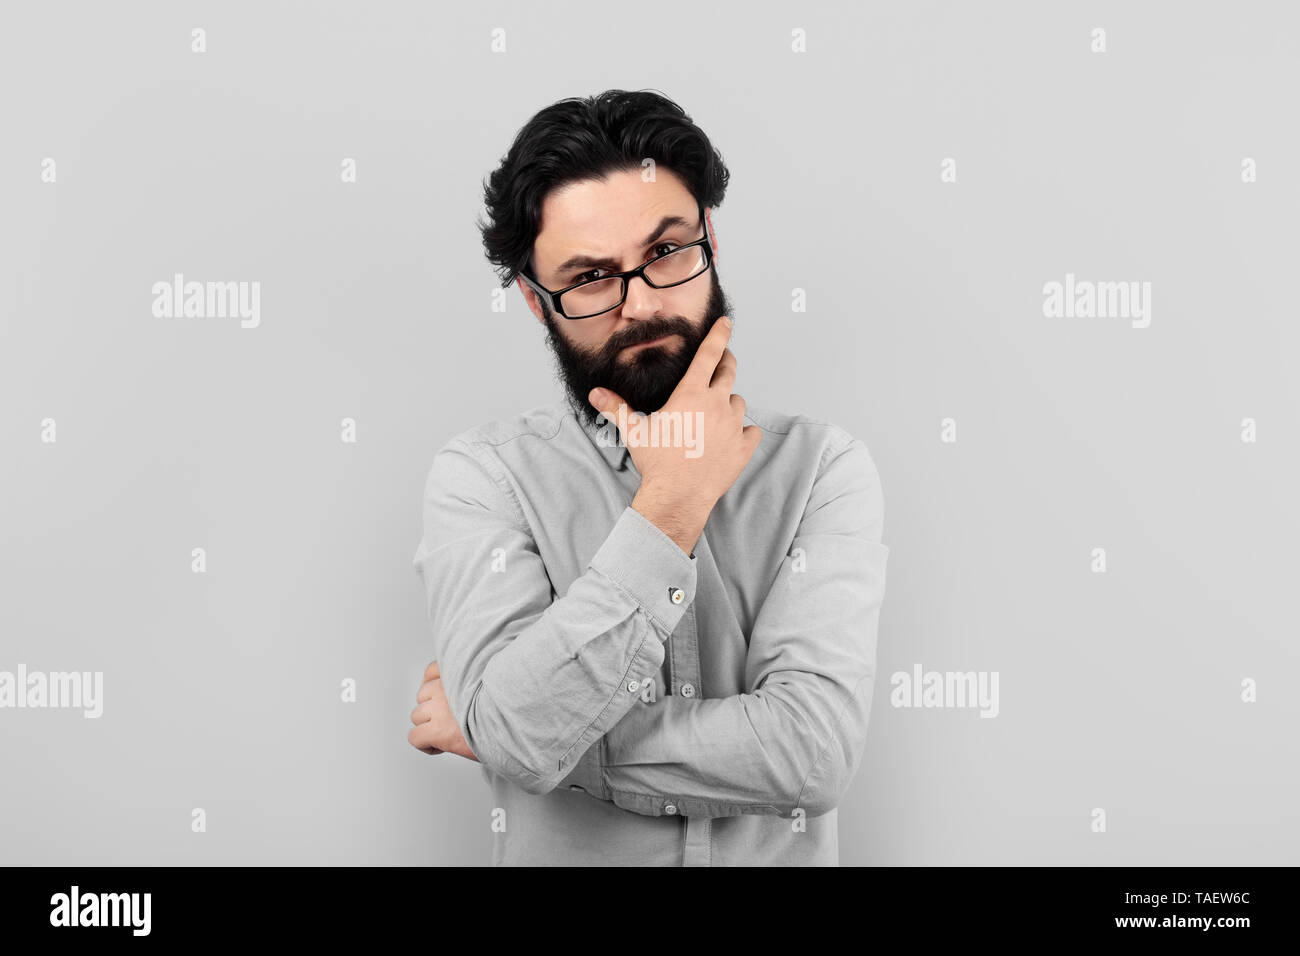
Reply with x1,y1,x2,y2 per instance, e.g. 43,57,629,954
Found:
534,178,699,269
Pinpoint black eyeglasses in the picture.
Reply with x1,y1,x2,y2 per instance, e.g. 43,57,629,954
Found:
520,203,713,320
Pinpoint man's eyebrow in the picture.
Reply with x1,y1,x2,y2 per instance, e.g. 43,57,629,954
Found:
552,212,698,276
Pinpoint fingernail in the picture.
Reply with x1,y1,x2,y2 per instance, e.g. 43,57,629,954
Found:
722,316,732,328
589,388,605,406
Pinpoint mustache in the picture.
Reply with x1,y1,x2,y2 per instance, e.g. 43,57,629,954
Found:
599,318,695,356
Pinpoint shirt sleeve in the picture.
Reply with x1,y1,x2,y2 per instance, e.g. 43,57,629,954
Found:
411,436,698,796
590,436,889,819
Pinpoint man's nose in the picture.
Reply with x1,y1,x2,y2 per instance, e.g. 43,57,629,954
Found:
619,273,663,316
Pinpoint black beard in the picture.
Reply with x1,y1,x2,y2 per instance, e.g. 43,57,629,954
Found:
542,269,733,431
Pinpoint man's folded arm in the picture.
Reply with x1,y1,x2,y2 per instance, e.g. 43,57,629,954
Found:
590,437,889,819
411,436,698,796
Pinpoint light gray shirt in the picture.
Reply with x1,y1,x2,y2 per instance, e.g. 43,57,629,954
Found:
411,399,889,865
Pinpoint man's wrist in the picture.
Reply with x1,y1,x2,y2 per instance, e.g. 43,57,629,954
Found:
630,481,712,557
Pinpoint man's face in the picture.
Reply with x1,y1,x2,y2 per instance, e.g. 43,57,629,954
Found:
521,169,733,429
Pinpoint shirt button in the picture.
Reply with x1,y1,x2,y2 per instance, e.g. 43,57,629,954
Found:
664,804,678,815
627,679,640,692
680,682,696,698
669,587,685,604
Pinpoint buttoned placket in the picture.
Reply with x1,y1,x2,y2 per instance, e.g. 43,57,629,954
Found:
602,419,712,865
672,586,712,865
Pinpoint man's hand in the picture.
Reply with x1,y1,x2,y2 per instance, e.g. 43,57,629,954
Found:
589,315,761,555
408,660,478,761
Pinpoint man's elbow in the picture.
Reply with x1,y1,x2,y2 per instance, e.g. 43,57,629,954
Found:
510,767,560,796
792,728,869,818
464,726,563,796
461,685,566,797
794,775,852,818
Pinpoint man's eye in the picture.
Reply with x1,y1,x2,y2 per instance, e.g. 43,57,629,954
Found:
570,244,679,284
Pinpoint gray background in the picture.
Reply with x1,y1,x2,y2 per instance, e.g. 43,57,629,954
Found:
2,0,1296,865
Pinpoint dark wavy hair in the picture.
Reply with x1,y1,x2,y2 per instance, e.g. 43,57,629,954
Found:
477,89,731,289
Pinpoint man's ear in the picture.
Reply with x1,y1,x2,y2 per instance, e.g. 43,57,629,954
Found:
516,276,545,325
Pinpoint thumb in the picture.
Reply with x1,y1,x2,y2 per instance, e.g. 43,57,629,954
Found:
588,387,635,437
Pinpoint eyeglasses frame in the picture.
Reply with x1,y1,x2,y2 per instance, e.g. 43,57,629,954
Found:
519,202,713,320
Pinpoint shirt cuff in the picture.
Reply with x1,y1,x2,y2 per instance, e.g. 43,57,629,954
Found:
588,505,698,637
